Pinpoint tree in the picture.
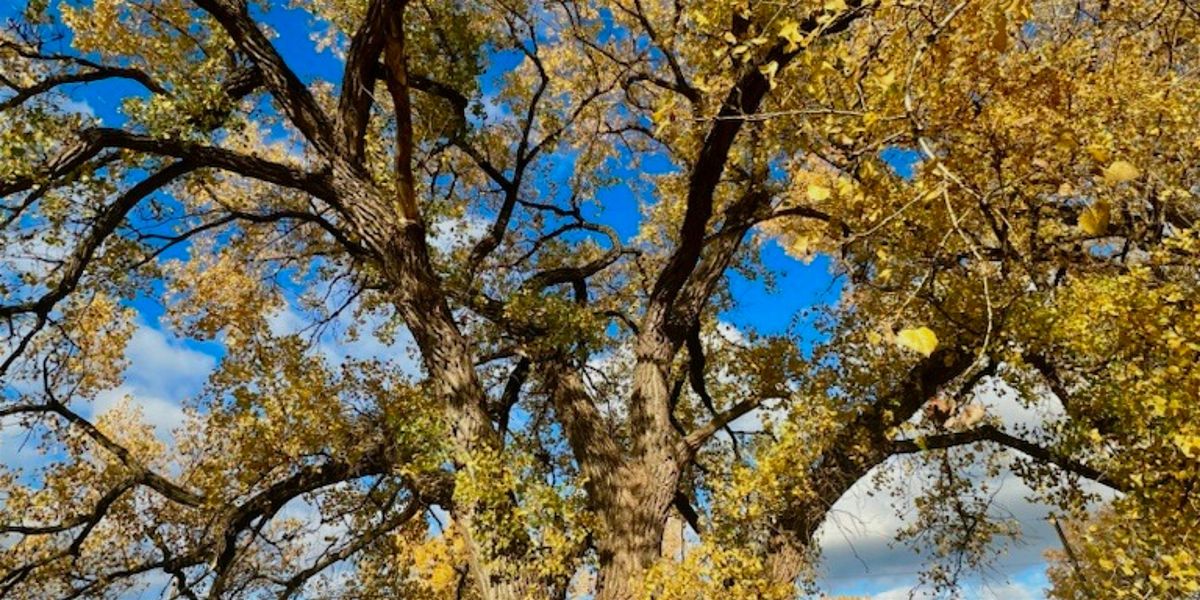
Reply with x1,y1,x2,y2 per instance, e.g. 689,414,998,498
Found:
1,0,1197,598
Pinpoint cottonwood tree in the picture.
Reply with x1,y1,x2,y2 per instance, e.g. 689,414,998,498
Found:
1,0,1198,598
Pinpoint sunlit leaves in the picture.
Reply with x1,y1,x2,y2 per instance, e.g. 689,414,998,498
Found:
777,19,806,53
1102,160,1141,185
1078,201,1110,236
896,327,938,357
806,183,832,201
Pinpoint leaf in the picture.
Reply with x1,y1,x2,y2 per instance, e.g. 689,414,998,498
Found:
786,235,813,259
896,327,938,357
1085,144,1111,163
1173,434,1200,458
1078,201,1110,236
1102,160,1140,185
777,20,805,52
652,99,676,136
807,183,832,201
875,69,897,90
759,61,779,89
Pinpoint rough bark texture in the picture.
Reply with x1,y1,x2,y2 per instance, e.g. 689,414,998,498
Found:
0,0,1151,597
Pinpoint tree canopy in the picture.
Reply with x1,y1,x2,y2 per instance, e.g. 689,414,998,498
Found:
1,0,1198,598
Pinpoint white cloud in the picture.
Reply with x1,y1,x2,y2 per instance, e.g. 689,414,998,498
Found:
124,323,216,398
3,318,216,470
1,234,71,287
56,96,96,119
813,377,1116,600
87,319,217,443
429,212,490,254
92,386,187,441
0,415,48,474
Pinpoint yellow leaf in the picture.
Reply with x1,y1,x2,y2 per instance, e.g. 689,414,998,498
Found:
1102,160,1140,185
787,235,813,259
807,183,832,201
896,327,938,357
1173,434,1200,457
777,20,805,52
759,61,779,89
876,69,897,90
1079,201,1110,236
652,99,676,136
1086,144,1111,163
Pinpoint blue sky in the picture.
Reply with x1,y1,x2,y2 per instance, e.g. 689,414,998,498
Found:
0,2,1067,597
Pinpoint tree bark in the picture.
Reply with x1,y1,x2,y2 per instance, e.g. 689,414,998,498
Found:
592,454,681,600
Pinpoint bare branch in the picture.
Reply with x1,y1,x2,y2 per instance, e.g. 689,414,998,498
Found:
1,66,166,111
891,424,1128,492
683,397,761,453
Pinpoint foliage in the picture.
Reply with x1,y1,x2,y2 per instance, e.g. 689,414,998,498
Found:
1,0,1198,598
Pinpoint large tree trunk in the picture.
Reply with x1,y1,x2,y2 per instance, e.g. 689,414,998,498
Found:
324,162,528,598
592,455,680,600
385,225,520,599
591,344,685,600
544,352,685,600
317,59,532,600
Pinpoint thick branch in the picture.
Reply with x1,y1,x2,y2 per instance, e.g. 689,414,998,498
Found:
543,363,621,475
336,0,394,162
765,347,974,584
46,397,206,507
0,66,262,200
644,0,871,338
192,0,337,155
88,129,333,197
381,2,421,222
208,447,392,597
683,397,761,452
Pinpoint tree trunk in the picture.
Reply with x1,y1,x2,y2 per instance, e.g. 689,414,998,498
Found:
380,222,537,600
592,350,683,600
593,455,680,600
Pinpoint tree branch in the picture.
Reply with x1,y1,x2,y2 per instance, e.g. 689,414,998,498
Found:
890,424,1127,492
643,0,872,339
87,128,333,197
336,0,395,162
683,397,761,453
191,0,337,155
0,162,192,321
0,66,166,111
